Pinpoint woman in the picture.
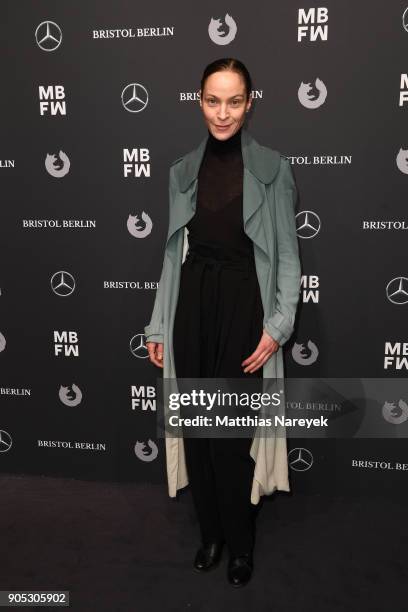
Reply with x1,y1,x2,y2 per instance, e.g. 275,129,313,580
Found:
145,58,301,587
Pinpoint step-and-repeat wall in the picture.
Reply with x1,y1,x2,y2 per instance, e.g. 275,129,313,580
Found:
1,2,407,499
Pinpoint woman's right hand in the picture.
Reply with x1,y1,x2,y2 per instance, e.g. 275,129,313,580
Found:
146,342,164,368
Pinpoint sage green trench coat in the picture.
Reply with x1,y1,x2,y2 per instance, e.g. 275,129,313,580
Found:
145,128,301,505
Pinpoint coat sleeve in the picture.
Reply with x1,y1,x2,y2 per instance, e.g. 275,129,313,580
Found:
144,165,177,344
264,157,302,346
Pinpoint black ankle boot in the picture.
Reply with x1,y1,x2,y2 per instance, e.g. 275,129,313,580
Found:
193,539,224,572
227,552,254,587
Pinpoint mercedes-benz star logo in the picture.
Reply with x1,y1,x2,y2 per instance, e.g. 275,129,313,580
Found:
288,447,313,471
0,430,13,453
50,271,76,297
386,277,408,305
35,21,62,52
403,8,408,32
121,84,149,113
130,334,149,358
296,211,321,239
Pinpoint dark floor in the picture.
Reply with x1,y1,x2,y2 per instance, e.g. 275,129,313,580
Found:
1,473,406,612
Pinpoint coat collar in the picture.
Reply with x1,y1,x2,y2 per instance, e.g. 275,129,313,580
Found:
176,128,281,193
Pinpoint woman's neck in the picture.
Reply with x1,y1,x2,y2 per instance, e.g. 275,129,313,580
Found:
206,126,242,155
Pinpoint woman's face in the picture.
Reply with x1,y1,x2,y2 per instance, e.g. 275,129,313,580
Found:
199,70,252,141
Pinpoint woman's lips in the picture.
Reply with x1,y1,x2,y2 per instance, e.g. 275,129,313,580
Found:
215,124,232,131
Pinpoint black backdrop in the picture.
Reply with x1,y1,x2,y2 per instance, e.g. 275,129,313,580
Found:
1,1,407,500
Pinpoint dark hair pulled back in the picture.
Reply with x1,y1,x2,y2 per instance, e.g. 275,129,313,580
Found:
200,58,252,102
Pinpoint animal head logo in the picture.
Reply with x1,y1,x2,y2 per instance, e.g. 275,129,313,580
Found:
298,78,328,109
382,400,408,425
134,439,158,462
292,340,319,365
396,148,408,174
208,14,237,45
45,150,70,177
127,212,153,238
59,384,83,407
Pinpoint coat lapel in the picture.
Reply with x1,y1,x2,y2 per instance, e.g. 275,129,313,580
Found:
165,128,281,259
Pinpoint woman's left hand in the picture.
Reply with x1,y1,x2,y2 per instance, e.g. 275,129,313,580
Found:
241,330,280,373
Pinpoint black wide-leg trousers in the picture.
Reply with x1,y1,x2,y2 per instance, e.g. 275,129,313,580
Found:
173,243,264,557
182,436,256,556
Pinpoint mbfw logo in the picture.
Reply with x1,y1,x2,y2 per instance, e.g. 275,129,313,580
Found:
208,14,237,45
130,334,149,358
35,21,62,52
384,343,408,370
127,212,153,238
297,7,328,42
382,400,408,425
134,439,158,462
296,211,321,238
51,272,76,297
399,74,408,106
301,275,319,303
121,83,148,113
131,385,156,411
292,341,319,365
39,85,66,115
288,447,313,471
123,148,150,178
54,331,79,357
45,151,70,177
386,277,408,305
298,78,327,108
59,384,83,407
0,332,6,353
396,148,408,174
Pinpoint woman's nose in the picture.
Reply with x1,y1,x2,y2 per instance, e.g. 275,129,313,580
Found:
217,105,229,119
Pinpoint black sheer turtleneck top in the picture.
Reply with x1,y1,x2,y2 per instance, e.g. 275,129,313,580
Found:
186,126,253,256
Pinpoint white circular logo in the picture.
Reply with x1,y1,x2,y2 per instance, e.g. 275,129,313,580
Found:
127,212,153,238
296,211,321,239
386,277,408,305
0,430,13,453
402,8,408,32
59,384,83,407
35,21,62,52
121,83,149,113
288,447,313,471
298,78,327,109
130,334,149,358
292,341,319,365
208,14,237,45
382,400,408,425
134,439,158,462
51,271,76,297
45,151,71,177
